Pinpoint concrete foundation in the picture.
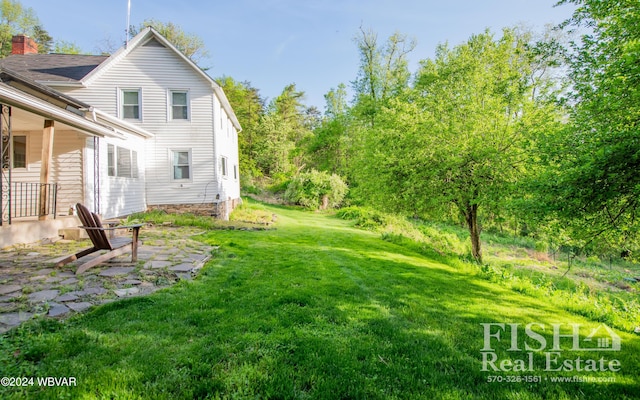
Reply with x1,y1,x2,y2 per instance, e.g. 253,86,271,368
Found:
0,216,82,249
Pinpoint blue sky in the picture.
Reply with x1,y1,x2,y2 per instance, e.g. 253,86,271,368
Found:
22,0,575,110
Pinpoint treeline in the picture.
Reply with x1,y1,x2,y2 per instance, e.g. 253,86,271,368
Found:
221,0,640,264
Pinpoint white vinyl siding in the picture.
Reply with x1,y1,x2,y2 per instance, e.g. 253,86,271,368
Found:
58,35,241,207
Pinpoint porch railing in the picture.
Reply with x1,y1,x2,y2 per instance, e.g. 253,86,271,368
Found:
6,182,58,221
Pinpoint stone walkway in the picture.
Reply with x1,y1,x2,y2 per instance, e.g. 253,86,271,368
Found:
0,224,214,333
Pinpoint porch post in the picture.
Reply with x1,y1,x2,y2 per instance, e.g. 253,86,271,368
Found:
39,119,54,220
0,104,11,226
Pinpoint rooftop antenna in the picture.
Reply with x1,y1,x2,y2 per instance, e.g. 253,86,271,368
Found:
125,0,131,48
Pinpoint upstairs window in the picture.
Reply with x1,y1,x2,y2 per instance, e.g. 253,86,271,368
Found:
172,150,191,180
121,89,141,120
170,90,189,120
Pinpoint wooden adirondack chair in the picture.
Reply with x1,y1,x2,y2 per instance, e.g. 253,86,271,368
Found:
55,203,142,274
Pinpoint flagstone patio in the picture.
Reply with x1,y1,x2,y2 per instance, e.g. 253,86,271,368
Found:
0,225,215,333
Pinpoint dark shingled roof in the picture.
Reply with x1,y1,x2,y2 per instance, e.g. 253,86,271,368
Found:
0,54,109,83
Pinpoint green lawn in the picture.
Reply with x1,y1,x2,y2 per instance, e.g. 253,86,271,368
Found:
1,204,638,399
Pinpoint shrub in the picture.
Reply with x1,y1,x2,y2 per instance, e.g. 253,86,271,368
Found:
284,170,348,210
336,206,388,229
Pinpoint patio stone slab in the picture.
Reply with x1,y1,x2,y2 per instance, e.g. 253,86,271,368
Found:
169,263,194,272
0,312,33,326
84,287,108,295
28,289,59,302
114,287,140,297
99,267,135,277
34,268,54,275
149,260,173,269
66,302,93,312
176,273,192,280
56,293,79,302
0,302,17,312
48,303,70,317
0,285,22,295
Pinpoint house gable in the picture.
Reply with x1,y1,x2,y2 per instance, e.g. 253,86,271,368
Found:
79,27,241,132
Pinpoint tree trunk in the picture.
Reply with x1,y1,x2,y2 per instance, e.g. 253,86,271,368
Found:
463,203,482,263
320,194,329,210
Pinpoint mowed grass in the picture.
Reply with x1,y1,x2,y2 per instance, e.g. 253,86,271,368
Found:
1,204,639,399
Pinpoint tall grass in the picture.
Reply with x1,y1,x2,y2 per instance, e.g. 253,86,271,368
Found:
337,206,640,333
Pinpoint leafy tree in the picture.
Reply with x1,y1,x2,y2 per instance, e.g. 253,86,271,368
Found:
131,19,209,64
217,76,265,182
351,27,416,127
253,113,296,177
284,169,348,210
0,0,51,56
268,83,313,174
307,84,351,174
354,29,563,263
32,24,51,53
541,0,640,257
52,40,82,54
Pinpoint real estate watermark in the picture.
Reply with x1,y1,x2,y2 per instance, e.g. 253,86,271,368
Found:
480,323,622,374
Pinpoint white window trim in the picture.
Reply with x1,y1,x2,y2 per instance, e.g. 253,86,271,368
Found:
171,149,193,182
167,89,190,121
118,87,142,121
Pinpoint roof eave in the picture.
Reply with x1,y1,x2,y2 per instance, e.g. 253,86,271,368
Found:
38,81,86,88
0,82,124,139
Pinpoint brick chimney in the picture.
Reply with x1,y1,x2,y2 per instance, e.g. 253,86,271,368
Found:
11,35,38,55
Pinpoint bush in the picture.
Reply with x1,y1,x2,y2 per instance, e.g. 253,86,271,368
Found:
284,170,348,210
336,206,388,229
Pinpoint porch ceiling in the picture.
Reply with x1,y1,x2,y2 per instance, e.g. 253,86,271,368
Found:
11,106,85,133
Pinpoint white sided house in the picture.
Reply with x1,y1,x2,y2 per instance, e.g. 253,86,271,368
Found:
0,28,241,247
